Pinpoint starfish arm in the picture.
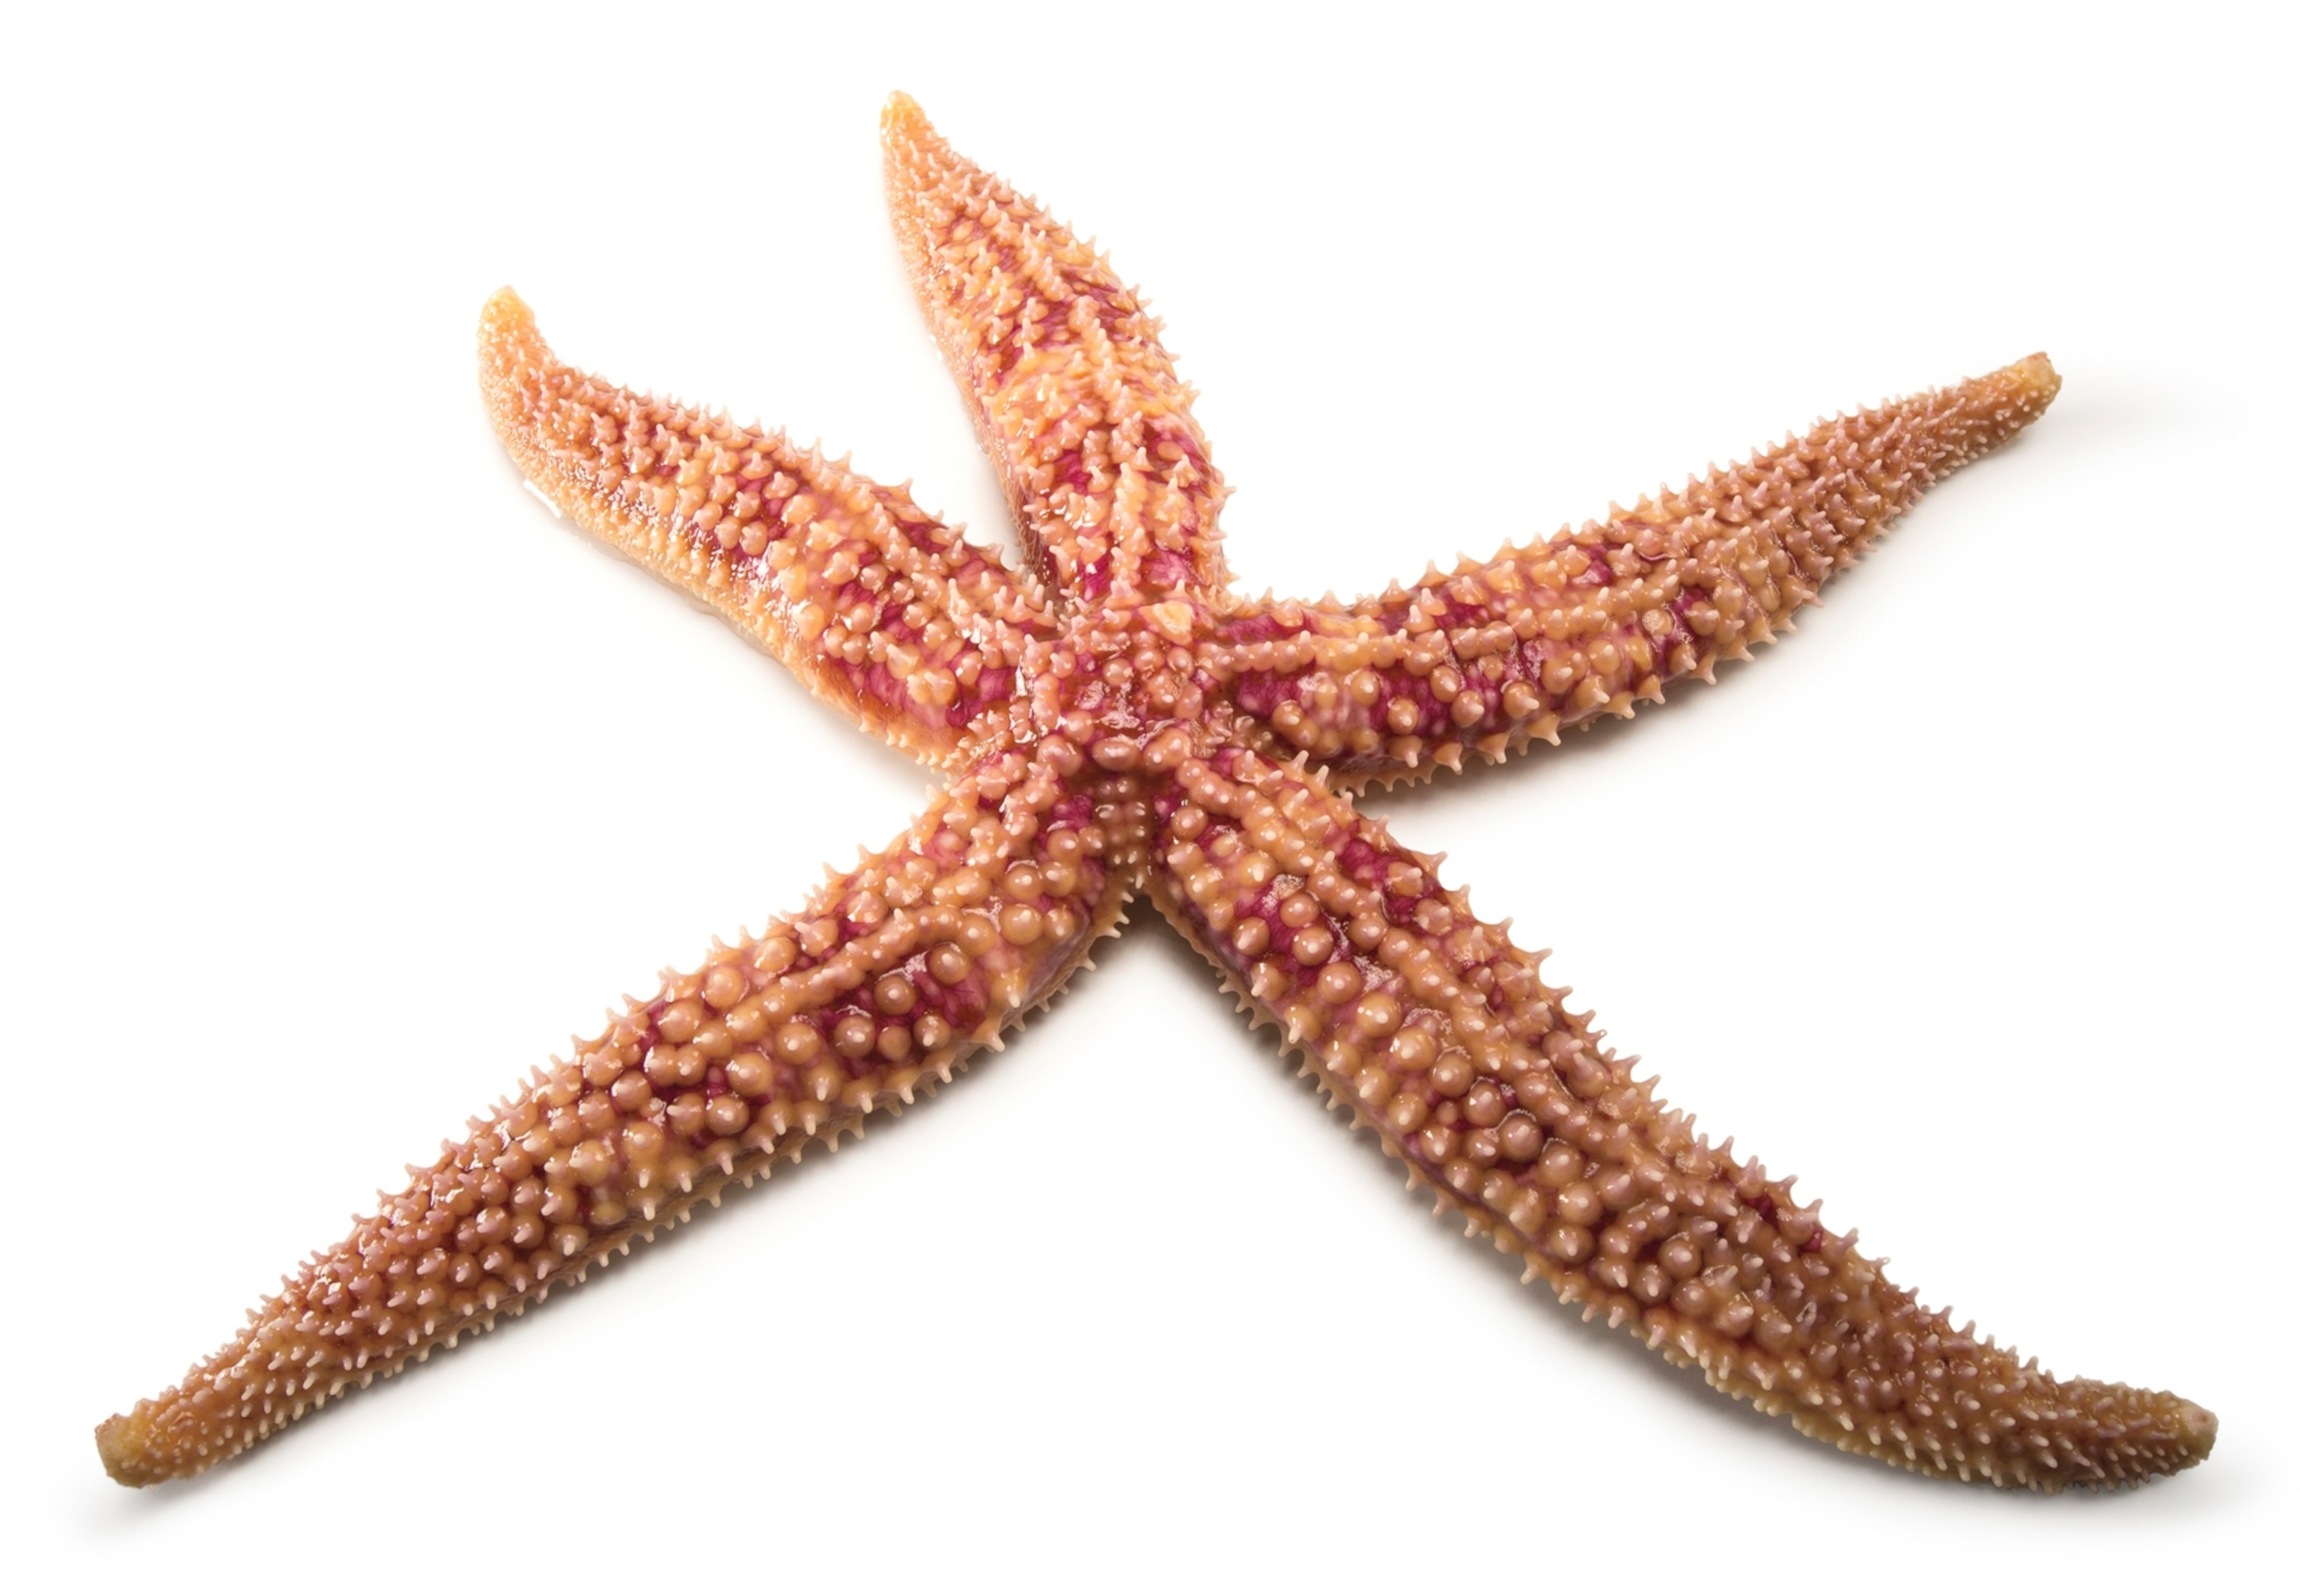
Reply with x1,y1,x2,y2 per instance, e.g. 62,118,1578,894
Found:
95,745,1126,1486
1147,741,2214,1490
1209,356,2060,783
480,289,1056,770
881,94,1230,607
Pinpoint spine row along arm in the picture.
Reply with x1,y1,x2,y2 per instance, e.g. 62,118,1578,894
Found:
96,744,1130,1485
1204,356,2060,785
1146,741,2212,1490
481,287,1057,770
882,94,1231,609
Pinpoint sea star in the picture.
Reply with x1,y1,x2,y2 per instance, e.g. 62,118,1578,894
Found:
97,94,2214,1491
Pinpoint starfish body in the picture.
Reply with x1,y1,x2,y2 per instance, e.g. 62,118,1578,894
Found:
97,96,2214,1491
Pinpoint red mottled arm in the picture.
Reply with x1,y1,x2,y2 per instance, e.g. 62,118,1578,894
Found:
1208,357,2060,783
97,746,1127,1485
882,94,1229,607
1146,743,2213,1490
481,290,1056,770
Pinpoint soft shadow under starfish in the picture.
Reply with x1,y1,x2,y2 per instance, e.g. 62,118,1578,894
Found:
98,94,2213,1491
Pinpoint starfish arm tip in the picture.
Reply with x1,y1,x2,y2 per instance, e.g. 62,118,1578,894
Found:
94,1410,148,1487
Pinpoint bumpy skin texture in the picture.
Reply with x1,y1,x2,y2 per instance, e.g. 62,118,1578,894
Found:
479,292,1058,770
1207,364,2061,785
98,94,2212,1490
884,106,1229,606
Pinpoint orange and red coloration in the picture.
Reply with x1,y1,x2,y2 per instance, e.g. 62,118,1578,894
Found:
97,94,2213,1491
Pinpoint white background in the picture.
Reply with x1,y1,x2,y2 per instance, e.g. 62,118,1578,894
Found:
4,3,2292,1590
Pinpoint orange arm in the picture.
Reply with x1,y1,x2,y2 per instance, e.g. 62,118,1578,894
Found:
1207,356,2060,783
1148,741,2212,1489
97,745,1128,1484
883,95,1229,607
481,289,1057,770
